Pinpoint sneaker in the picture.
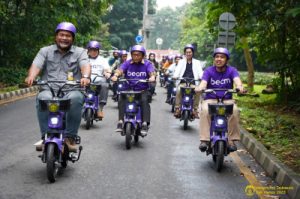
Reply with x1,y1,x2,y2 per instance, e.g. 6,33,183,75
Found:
228,140,237,152
140,122,148,137
64,138,77,153
115,121,123,133
34,140,44,151
174,108,181,118
97,111,104,119
192,110,199,119
199,141,209,152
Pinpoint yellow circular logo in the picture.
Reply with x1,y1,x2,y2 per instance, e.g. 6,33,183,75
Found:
245,185,255,197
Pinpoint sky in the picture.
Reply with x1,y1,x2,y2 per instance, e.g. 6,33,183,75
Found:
156,0,193,10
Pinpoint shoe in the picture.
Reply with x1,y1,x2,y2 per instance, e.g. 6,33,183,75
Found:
199,141,209,152
97,111,104,119
112,95,117,101
174,108,181,118
34,140,44,151
140,122,148,137
115,121,123,133
192,110,199,119
228,140,237,152
64,137,77,152
165,98,171,104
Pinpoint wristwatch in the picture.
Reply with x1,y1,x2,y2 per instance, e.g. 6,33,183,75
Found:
82,74,90,79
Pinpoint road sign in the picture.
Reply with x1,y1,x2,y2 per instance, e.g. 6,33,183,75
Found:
218,31,236,48
135,35,143,43
219,12,236,30
156,38,163,45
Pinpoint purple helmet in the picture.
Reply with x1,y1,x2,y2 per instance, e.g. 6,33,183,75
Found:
184,44,194,53
55,22,76,37
119,50,128,56
213,47,230,59
175,54,183,59
168,55,174,62
131,45,146,55
87,41,101,49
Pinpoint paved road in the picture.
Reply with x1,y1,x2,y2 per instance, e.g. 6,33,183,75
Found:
0,86,279,199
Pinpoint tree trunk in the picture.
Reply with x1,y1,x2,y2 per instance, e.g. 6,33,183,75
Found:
241,37,254,92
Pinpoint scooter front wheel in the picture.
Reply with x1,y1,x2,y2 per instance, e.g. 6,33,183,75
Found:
214,141,225,172
183,110,189,130
46,143,58,183
85,108,93,130
125,123,132,149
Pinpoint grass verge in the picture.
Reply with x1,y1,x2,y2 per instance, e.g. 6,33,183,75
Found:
236,85,300,174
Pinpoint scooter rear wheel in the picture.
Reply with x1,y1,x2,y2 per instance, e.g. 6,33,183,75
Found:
125,123,132,149
46,143,58,183
214,141,225,172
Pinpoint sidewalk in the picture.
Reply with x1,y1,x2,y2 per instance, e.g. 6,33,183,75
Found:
0,87,299,198
240,128,300,199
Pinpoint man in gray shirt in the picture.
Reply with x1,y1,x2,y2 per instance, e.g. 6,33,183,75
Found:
25,22,91,152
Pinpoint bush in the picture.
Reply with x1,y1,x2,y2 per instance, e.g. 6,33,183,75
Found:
0,67,28,86
239,72,276,85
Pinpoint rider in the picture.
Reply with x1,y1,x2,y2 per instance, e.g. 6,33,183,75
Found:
195,47,245,152
111,45,156,136
173,44,205,118
165,54,182,103
25,22,91,152
148,52,159,95
111,50,128,100
87,40,111,119
108,50,120,67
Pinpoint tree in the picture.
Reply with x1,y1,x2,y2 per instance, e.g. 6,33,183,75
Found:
103,0,143,49
147,6,184,50
0,0,113,71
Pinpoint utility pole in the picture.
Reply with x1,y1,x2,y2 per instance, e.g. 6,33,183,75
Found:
142,0,148,49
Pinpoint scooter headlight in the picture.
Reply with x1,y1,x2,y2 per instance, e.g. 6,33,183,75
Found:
185,96,190,101
50,117,59,125
216,118,225,126
48,103,59,112
88,94,93,99
118,84,123,88
173,88,177,92
128,104,134,110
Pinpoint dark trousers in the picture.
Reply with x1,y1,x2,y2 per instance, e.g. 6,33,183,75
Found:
118,91,151,123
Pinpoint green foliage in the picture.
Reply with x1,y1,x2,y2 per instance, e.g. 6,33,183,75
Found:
239,72,276,85
237,85,300,173
0,0,114,69
0,67,27,86
147,6,184,50
180,0,300,102
103,0,144,49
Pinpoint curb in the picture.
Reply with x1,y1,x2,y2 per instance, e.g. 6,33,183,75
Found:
240,127,300,199
0,86,39,101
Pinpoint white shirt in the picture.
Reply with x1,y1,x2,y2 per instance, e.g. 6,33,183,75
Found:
89,56,110,83
173,58,205,86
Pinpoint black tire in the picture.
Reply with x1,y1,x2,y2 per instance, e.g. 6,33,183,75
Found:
134,134,139,143
46,143,58,183
85,108,92,130
183,110,189,130
125,123,132,149
214,141,225,172
171,99,175,113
